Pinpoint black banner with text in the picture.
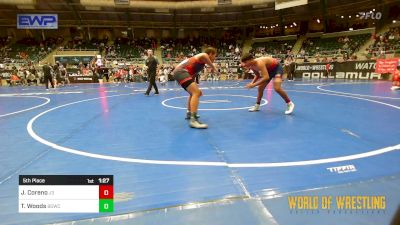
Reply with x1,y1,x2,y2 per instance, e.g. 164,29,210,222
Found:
295,60,387,80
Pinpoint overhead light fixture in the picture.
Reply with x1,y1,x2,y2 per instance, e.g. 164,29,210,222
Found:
293,22,297,26
349,15,351,18
155,8,169,13
201,7,215,12
17,5,36,9
114,0,129,5
85,6,101,10
341,16,344,19
253,4,269,9
393,20,397,23
285,26,287,28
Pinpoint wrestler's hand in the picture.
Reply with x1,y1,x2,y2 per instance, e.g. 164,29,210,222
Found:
245,83,255,89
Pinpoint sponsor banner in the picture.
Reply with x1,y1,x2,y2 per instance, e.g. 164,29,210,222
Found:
333,60,381,80
295,60,384,80
17,14,58,29
375,58,399,74
295,63,331,79
54,56,94,65
68,75,94,83
67,68,95,83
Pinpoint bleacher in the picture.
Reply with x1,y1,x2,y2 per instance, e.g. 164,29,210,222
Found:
160,36,242,64
0,36,11,62
1,36,64,63
64,37,105,51
161,38,202,62
114,44,140,58
251,39,296,57
301,33,370,56
111,37,155,59
368,27,400,57
8,38,45,62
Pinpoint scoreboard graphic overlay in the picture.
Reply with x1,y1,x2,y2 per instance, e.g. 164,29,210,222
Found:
19,175,113,213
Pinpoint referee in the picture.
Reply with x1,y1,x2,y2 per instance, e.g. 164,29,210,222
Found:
42,61,54,90
144,49,159,95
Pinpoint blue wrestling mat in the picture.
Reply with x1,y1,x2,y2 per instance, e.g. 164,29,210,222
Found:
0,80,399,225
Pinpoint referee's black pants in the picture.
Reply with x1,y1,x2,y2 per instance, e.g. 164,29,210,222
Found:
145,74,159,95
44,74,54,89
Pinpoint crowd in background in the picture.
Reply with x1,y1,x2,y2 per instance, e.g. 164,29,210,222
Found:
366,28,400,58
0,36,64,64
1,25,399,86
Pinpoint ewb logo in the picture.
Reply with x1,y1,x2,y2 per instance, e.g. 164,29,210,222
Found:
17,14,58,29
